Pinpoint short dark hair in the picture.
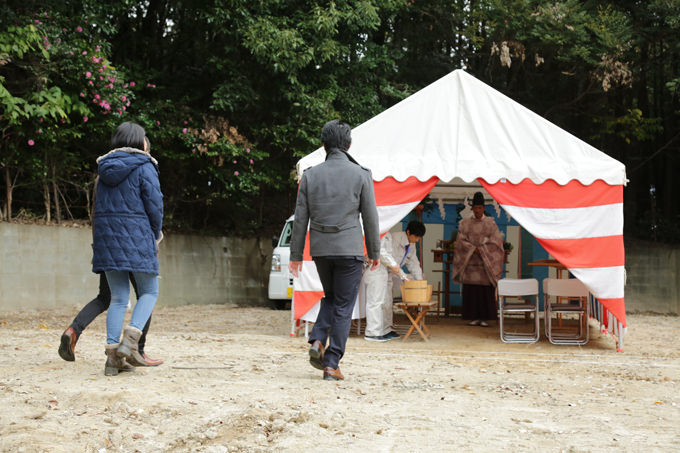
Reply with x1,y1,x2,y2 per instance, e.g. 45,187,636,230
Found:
320,119,351,152
111,121,146,150
406,220,426,237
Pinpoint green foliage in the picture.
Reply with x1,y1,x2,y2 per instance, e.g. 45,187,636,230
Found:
0,0,678,240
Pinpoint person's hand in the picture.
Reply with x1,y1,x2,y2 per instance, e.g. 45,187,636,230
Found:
369,259,380,271
289,261,303,278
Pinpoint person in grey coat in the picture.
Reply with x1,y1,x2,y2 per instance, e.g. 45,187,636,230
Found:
289,119,381,381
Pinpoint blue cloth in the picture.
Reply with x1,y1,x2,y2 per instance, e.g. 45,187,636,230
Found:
105,271,159,344
92,148,163,275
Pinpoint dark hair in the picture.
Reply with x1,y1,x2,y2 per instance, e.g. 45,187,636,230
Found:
406,220,426,237
110,121,146,150
472,191,485,206
320,119,352,152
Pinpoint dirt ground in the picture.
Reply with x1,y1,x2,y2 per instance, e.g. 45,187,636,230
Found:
0,305,678,452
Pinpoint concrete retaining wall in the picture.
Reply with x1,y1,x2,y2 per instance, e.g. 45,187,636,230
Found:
624,240,679,314
0,223,272,310
0,224,678,314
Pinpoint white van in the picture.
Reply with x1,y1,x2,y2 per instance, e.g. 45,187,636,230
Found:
268,215,294,309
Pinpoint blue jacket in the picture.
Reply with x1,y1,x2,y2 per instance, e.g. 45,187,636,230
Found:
92,148,163,275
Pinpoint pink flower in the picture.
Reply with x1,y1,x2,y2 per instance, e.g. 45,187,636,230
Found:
107,83,113,89
126,101,130,107
233,160,237,164
183,120,188,125
82,51,87,55
36,129,43,134
156,121,160,126
61,119,66,124
121,96,127,101
96,45,101,51
88,81,93,85
249,159,254,164
98,68,104,72
76,26,83,32
129,82,136,87
95,94,100,99
182,128,187,134
234,171,239,176
28,139,35,146
246,148,250,153
83,116,89,122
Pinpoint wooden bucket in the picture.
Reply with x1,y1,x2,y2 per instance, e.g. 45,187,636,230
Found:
400,280,433,303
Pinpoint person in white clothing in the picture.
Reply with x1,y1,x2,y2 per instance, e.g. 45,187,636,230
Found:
364,220,426,342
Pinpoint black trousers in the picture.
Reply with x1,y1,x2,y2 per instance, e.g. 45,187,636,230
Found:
461,283,497,321
309,257,364,369
70,273,152,353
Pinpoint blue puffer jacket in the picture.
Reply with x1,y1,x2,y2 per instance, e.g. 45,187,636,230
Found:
92,147,163,275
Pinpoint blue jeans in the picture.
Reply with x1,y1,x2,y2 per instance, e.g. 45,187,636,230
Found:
105,271,159,345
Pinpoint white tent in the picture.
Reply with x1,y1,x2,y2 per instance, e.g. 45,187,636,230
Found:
293,69,627,349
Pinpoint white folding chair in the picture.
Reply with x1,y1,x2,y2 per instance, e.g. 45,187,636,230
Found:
497,278,539,343
543,278,590,345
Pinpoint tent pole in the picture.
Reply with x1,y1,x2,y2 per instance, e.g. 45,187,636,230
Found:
290,296,296,337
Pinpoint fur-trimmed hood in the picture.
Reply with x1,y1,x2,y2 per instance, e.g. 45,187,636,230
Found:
96,147,158,187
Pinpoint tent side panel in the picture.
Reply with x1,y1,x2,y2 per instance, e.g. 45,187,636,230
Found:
481,179,626,328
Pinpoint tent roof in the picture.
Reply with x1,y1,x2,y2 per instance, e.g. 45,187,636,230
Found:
296,70,627,186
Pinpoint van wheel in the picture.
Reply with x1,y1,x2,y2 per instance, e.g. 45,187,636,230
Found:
269,299,289,310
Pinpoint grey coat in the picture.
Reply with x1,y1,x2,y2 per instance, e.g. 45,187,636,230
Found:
290,149,380,261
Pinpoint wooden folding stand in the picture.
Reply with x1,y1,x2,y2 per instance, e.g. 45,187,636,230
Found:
397,280,435,341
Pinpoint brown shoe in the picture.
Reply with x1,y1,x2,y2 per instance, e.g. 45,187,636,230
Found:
323,367,344,381
140,352,164,367
58,327,78,362
309,340,325,370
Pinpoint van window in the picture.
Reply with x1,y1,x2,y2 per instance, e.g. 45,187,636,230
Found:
279,221,294,246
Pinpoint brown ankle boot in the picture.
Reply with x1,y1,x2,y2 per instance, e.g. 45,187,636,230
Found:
139,352,164,367
104,344,135,376
58,327,78,362
116,326,146,366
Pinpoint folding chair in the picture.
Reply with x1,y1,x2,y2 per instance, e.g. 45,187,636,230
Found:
497,278,540,343
543,278,590,345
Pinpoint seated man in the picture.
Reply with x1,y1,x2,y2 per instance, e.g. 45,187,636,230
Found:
364,220,426,342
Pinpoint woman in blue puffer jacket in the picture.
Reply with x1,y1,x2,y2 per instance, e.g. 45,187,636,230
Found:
92,121,163,376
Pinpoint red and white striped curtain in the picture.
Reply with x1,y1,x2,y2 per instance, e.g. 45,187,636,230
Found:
293,176,626,331
481,178,626,328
